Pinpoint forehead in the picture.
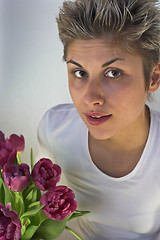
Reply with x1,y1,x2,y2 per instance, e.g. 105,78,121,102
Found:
66,38,143,69
67,38,136,63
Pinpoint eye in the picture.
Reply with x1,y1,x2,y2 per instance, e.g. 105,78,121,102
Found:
105,68,122,79
74,69,88,79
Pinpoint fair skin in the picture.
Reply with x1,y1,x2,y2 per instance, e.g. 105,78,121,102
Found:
66,37,160,177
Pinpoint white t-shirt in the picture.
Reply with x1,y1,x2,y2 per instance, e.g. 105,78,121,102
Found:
38,103,160,240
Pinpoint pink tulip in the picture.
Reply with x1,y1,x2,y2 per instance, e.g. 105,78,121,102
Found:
2,163,30,192
32,158,61,191
0,130,25,169
40,185,77,221
8,134,25,152
0,141,17,169
0,203,21,240
0,131,5,142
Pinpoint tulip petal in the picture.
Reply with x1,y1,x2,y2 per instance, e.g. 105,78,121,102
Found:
32,158,61,191
8,134,25,152
2,163,30,192
0,131,5,143
0,203,21,239
40,185,77,221
0,142,17,169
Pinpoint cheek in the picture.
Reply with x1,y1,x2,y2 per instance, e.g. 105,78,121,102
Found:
103,82,147,118
68,76,74,98
105,75,146,102
68,76,86,103
68,81,81,105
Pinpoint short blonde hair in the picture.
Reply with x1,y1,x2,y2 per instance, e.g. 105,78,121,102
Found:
57,0,160,90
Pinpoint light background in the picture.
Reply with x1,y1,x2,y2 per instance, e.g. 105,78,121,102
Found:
1,0,160,163
1,1,160,239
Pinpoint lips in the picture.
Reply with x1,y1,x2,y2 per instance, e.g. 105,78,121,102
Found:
85,113,112,126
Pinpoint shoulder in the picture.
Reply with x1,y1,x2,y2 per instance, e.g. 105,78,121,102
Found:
150,107,160,125
37,103,84,150
45,103,79,121
147,108,160,174
39,103,81,131
149,107,160,143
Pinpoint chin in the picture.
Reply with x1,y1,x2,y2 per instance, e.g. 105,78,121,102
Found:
89,130,113,141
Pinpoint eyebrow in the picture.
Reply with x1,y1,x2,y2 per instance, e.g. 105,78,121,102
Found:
67,60,82,67
102,58,125,67
67,58,124,68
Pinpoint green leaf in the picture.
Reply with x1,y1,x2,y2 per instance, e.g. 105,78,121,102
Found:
20,204,45,219
68,210,90,221
23,185,41,210
32,187,40,203
21,224,40,240
14,192,25,216
21,209,47,240
0,176,4,204
23,183,35,199
24,208,46,230
3,183,17,211
3,184,25,216
21,217,31,236
27,201,41,210
36,188,41,202
3,183,15,206
35,216,71,239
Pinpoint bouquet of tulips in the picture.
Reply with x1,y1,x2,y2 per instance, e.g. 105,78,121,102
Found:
0,131,89,240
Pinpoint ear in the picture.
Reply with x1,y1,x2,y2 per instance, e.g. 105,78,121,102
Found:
148,62,160,93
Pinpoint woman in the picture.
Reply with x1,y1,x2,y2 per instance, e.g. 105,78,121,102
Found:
38,0,160,239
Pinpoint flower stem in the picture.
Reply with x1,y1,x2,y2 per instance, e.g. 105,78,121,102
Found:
30,148,34,170
65,226,83,240
17,152,22,164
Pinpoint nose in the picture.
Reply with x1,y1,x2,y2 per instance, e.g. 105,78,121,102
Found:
84,80,105,106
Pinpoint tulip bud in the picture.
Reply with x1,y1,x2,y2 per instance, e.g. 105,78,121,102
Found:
40,185,77,221
0,203,21,239
0,131,25,169
0,130,5,142
32,158,61,191
8,134,25,153
2,163,30,192
0,141,17,169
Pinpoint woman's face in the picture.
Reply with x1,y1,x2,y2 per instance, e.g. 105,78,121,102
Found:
66,38,150,140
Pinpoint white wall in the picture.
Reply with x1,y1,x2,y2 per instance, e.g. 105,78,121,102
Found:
1,0,160,164
1,0,72,163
